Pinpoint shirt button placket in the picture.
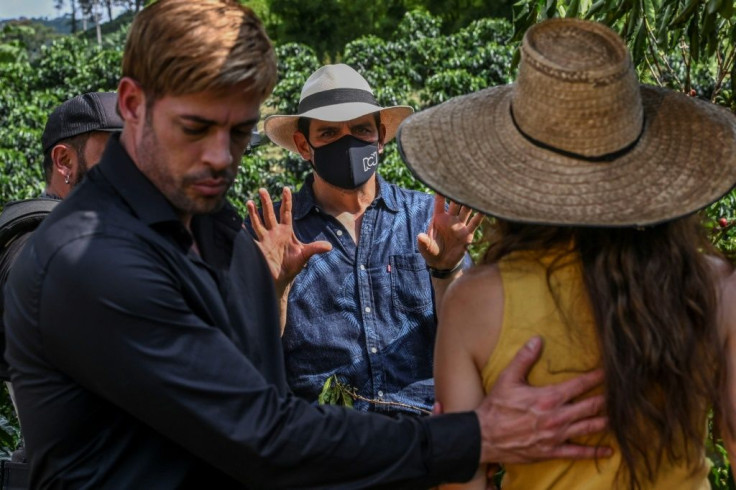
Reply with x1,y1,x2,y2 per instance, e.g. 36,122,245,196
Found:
357,206,381,404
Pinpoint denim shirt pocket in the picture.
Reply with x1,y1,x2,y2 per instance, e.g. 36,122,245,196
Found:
389,253,433,313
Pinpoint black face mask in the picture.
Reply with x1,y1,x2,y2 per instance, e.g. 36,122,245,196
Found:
310,135,380,190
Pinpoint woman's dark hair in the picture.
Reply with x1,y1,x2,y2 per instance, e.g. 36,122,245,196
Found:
482,216,725,489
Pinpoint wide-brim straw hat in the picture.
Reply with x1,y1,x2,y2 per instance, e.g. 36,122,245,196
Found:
264,64,414,154
397,18,736,227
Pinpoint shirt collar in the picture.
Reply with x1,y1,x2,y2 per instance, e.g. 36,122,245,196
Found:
376,175,399,212
292,173,399,220
96,134,242,233
97,134,181,226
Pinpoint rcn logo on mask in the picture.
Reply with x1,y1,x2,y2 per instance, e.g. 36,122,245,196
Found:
362,151,379,173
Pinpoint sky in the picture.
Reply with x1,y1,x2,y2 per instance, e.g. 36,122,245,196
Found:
0,0,64,20
0,0,128,23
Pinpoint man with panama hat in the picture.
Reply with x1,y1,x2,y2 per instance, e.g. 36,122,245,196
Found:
247,63,484,415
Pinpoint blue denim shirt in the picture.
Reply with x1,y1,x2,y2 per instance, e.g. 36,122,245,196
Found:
254,175,437,415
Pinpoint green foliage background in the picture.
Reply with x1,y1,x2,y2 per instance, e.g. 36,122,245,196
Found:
1,2,735,484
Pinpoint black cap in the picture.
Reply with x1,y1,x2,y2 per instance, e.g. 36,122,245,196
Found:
41,92,124,153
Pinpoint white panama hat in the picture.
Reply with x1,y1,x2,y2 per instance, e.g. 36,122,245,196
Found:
264,64,414,154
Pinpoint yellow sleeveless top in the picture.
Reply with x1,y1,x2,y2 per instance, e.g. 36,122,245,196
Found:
481,250,710,489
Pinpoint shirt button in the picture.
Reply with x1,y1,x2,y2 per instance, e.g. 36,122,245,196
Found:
336,230,343,236
365,306,371,313
370,347,378,354
360,264,366,271
377,391,384,397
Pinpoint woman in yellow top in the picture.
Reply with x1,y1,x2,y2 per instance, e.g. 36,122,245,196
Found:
397,17,736,490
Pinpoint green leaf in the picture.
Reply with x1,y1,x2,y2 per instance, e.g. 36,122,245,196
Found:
511,47,522,71
603,0,632,26
688,15,701,62
656,4,675,46
512,3,531,41
632,20,647,65
731,39,736,86
343,393,354,408
623,3,640,39
643,0,657,20
706,0,722,14
661,3,678,30
586,0,607,17
512,2,539,42
670,0,702,28
0,44,21,64
703,14,719,57
317,375,356,407
318,375,333,405
0,416,16,452
567,0,582,18
718,0,734,18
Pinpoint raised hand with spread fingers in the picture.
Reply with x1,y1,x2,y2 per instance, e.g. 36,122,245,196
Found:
418,193,484,275
246,187,332,331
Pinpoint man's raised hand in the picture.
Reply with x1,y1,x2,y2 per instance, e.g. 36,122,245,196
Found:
246,187,331,297
418,193,484,273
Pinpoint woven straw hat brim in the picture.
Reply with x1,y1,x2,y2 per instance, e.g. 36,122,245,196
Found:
264,104,414,154
397,84,736,227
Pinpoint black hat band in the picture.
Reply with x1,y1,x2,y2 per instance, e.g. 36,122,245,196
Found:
298,88,379,114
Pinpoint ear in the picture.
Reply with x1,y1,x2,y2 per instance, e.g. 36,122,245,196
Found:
50,144,74,177
117,77,146,128
293,131,313,161
378,123,387,154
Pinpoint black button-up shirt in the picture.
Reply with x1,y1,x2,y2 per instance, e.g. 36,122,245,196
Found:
4,136,480,489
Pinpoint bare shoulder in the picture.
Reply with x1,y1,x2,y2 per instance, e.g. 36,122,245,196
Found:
444,263,502,308
708,255,736,300
709,256,736,339
719,264,736,310
440,263,505,369
706,255,733,280
449,262,503,290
